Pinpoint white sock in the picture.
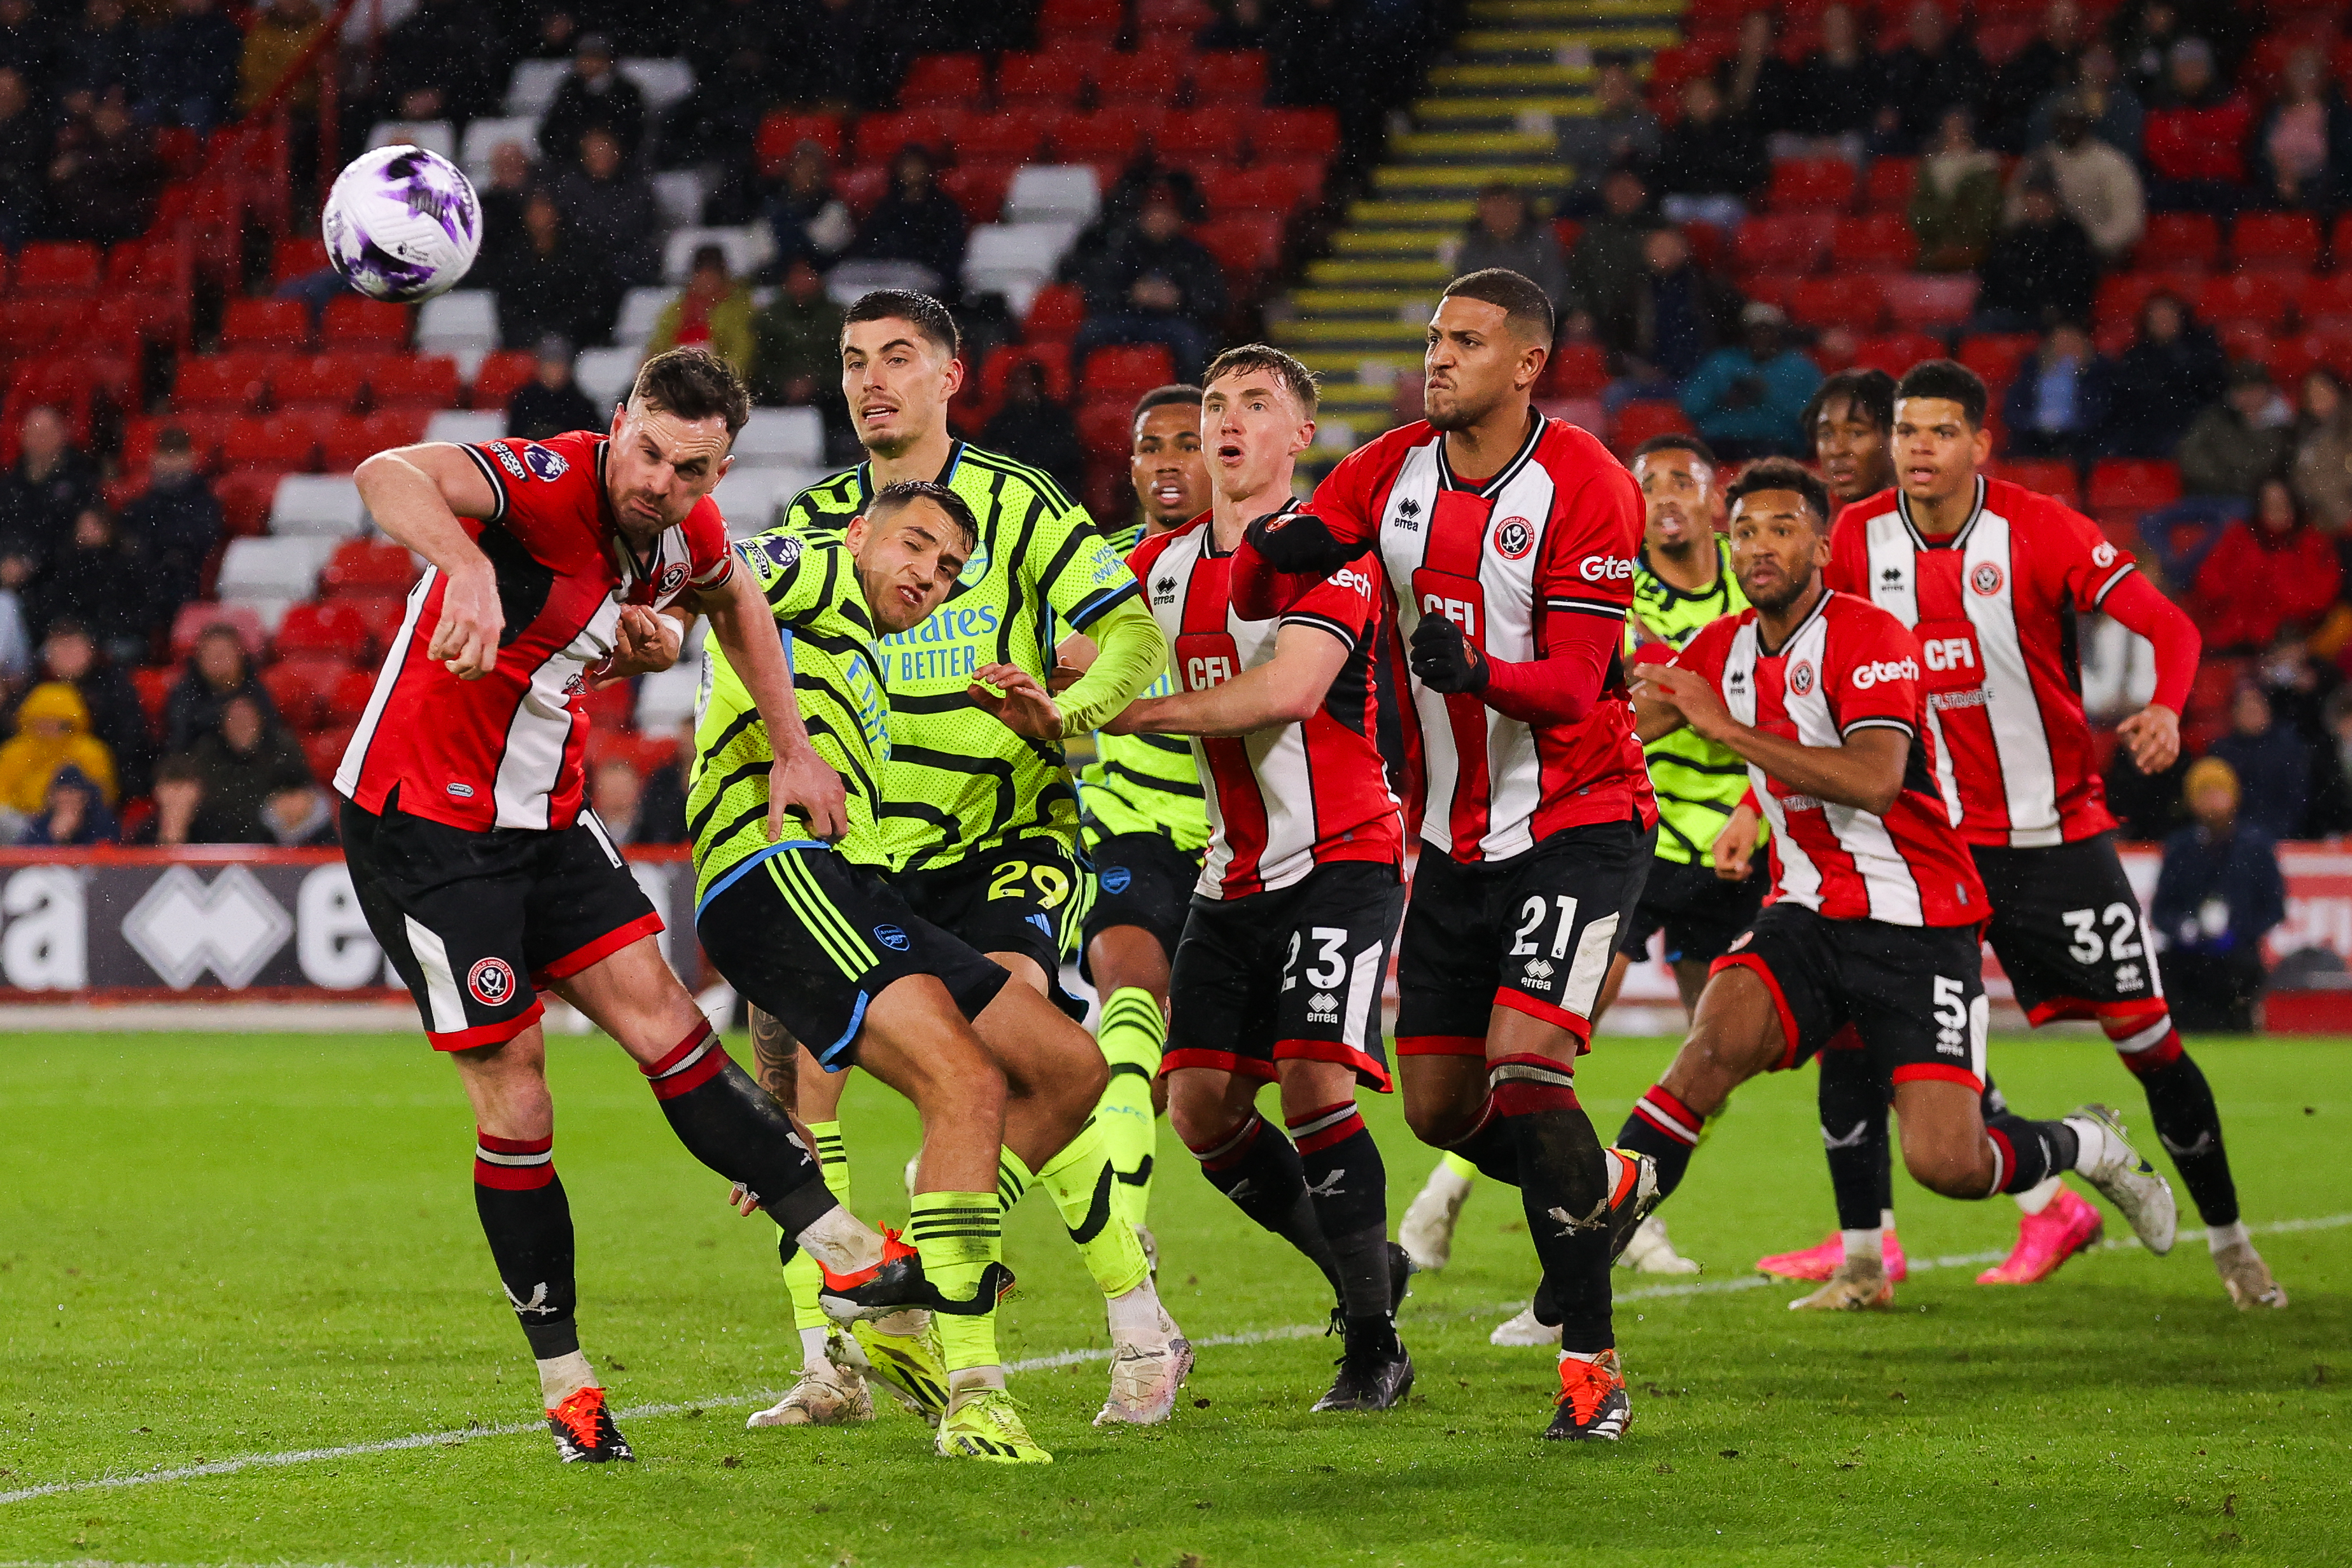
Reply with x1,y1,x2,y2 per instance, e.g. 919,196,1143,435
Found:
1106,1277,1168,1341
796,1205,883,1273
2013,1175,2062,1215
1879,1208,1897,1234
2206,1221,2251,1254
536,1349,596,1406
2064,1116,2113,1175
1429,1158,1476,1200
798,1325,831,1375
948,1365,1007,1397
1841,1228,1884,1263
1558,1347,1602,1365
1599,1147,1628,1200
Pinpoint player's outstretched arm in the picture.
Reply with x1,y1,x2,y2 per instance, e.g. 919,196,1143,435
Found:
355,443,503,679
1040,598,1167,736
1634,661,1908,816
699,565,847,843
1105,622,1350,738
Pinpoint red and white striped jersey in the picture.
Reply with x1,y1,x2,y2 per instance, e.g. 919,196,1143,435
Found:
1827,477,2134,848
336,430,734,833
1302,415,1654,863
1673,591,1987,928
1130,510,1403,900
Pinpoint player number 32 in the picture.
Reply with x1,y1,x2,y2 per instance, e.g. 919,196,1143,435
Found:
2062,903,2146,967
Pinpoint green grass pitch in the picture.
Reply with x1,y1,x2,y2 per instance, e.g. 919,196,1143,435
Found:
1,1031,2347,1567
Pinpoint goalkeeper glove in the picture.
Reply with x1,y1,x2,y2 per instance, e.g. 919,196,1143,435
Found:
1243,510,1367,576
1409,613,1488,694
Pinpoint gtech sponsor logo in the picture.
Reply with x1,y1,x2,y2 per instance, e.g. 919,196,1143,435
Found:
1329,566,1375,596
1849,657,1919,689
1579,554,1636,583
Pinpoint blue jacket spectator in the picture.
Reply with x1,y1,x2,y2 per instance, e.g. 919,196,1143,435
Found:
2001,322,2111,461
2208,684,2309,840
1679,304,1821,461
2152,755,2287,1031
140,0,242,134
18,761,118,846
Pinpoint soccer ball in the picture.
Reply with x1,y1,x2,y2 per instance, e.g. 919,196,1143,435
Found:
323,144,482,304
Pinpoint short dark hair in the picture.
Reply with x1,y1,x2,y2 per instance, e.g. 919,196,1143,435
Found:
689,242,729,274
1441,266,1556,345
1800,367,1896,438
1893,359,1988,430
1726,456,1832,531
629,346,752,440
1204,344,1320,417
1133,383,1203,422
1631,432,1718,468
843,288,961,360
867,478,979,552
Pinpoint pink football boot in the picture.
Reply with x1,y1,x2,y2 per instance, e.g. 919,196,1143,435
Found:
1757,1228,1908,1282
1977,1186,2104,1284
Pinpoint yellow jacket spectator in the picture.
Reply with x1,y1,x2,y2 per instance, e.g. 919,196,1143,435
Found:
237,0,328,115
645,244,757,382
0,681,118,816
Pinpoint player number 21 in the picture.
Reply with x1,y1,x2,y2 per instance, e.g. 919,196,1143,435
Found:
1509,895,1580,958
2061,903,2144,966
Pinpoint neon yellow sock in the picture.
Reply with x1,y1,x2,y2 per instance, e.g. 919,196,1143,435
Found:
909,1191,1002,1375
785,1121,851,1333
1032,1119,1151,1299
1093,986,1165,1227
1441,1150,1480,1182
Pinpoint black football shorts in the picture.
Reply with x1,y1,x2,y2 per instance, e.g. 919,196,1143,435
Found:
892,836,1086,981
1079,829,1201,972
1615,852,1768,965
1971,832,2167,1030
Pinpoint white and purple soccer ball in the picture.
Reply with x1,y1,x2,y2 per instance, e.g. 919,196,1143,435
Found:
323,144,482,304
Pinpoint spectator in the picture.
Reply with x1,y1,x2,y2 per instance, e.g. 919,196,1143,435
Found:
262,781,336,847
1563,166,1661,346
539,33,647,167
763,139,853,274
1679,302,1821,461
1908,107,2004,272
2257,621,2338,755
1987,0,2085,152
2141,38,2251,213
2151,756,2285,1031
371,0,500,126
2108,0,2188,100
1791,4,1880,156
139,0,242,134
188,692,313,844
979,361,1085,500
129,752,202,845
164,623,277,753
2194,479,2339,653
1450,184,1567,316
2001,320,2109,460
645,243,755,381
118,425,221,620
629,717,693,845
0,67,48,246
1555,57,1660,190
2292,368,2352,535
552,127,662,288
2009,92,2143,265
473,139,538,283
1719,10,1798,132
29,504,147,660
750,256,848,410
46,86,160,244
2178,363,2293,500
2102,291,2225,458
1074,190,1228,384
1873,0,1991,154
588,755,645,846
656,45,769,186
1975,169,2097,331
2307,686,2352,837
1619,225,1742,388
499,189,620,349
235,0,327,117
1651,76,1766,232
62,0,142,113
0,557,27,695
2253,46,2352,214
24,617,150,797
507,336,603,441
2028,41,2143,156
19,762,116,846
846,145,969,297
0,405,99,572
0,680,116,830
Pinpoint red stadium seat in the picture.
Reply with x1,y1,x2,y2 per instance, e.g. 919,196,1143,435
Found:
1195,214,1282,278
754,111,843,177
1077,399,1134,461
939,164,1015,225
1095,47,1189,104
1767,157,1856,212
367,356,460,409
1251,108,1339,161
2139,213,2219,271
1155,109,1234,162
270,356,362,412
214,468,288,536
981,344,1075,405
1733,214,1831,275
1851,332,1942,377
853,109,963,165
1791,275,1880,330
2089,459,2180,514
1881,272,1978,330
322,409,428,472
221,297,311,351
259,660,330,729
1611,401,1691,454
322,297,411,349
1863,157,1917,211
277,599,379,661
1040,0,1122,32
302,725,356,782
1025,283,1087,343
2199,273,2299,330
1994,459,2080,507
322,538,417,597
1957,332,2037,393
272,237,331,284
837,164,889,218
339,595,408,648
11,241,101,295
1539,342,1609,399
91,291,183,348
132,665,172,725
2230,212,2320,274
1192,50,1268,102
123,411,230,472
1203,160,1322,216
170,601,268,660
2094,271,2180,330
958,110,1056,164
1082,345,1177,400
997,52,1084,105
222,416,318,472
1834,213,1918,270
898,53,983,106
172,352,276,412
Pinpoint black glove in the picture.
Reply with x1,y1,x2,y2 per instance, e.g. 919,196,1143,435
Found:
1410,613,1488,694
1244,510,1365,576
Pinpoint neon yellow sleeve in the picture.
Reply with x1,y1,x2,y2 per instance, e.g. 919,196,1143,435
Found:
1054,596,1168,739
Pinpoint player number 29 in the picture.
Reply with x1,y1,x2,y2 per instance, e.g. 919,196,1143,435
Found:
2061,903,2144,966
1509,895,1580,958
1281,927,1349,993
988,859,1071,909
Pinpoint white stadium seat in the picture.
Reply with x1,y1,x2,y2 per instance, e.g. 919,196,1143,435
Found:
620,58,696,111
416,290,498,356
216,536,339,600
366,120,455,160
734,408,825,466
425,410,505,444
825,258,941,306
573,347,640,407
662,225,771,284
615,286,675,348
505,59,571,116
711,469,783,537
634,662,701,732
963,222,1081,316
653,169,706,230
459,116,540,180
268,477,369,538
1005,165,1100,227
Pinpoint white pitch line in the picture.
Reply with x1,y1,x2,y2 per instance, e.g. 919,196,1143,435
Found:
4,1211,2342,1508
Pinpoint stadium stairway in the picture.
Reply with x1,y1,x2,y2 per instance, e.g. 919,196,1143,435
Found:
1270,0,1683,461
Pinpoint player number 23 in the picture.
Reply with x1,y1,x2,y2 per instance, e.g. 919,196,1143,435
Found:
2061,903,2144,966
988,858,1071,909
1282,927,1350,993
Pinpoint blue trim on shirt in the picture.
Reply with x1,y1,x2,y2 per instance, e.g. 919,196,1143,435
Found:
694,838,833,918
1067,577,1142,631
817,991,869,1070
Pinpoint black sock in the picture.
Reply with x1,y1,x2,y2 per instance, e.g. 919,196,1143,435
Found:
2125,1040,2240,1226
472,1131,579,1360
1494,1056,1613,1355
1444,1107,1523,1186
1287,1102,1392,1321
1192,1114,1343,1292
1817,1050,1891,1231
1616,1082,1704,1199
641,1020,834,1236
1986,1113,2080,1194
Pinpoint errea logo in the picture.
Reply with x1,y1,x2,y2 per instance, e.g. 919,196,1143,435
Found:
1849,657,1920,689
